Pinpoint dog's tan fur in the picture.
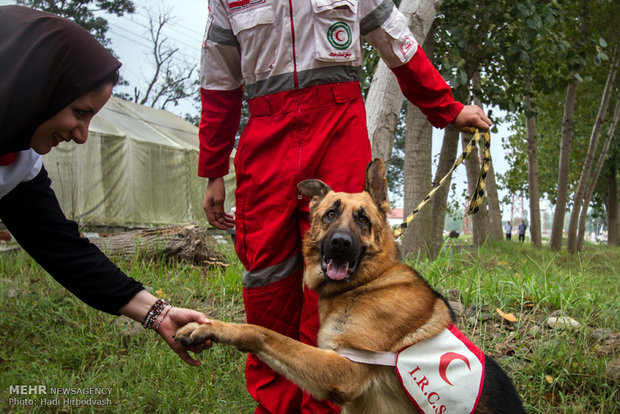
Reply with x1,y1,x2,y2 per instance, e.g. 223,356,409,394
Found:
176,159,522,413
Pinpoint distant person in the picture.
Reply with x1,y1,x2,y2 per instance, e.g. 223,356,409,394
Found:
0,6,209,365
504,221,513,240
518,220,527,243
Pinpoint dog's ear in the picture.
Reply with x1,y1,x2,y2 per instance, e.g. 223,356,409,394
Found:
364,158,389,214
298,179,332,201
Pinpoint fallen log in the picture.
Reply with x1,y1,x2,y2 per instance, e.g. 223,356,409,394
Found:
89,224,228,266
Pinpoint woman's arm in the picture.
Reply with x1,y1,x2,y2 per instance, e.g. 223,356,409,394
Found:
0,167,211,364
0,167,143,312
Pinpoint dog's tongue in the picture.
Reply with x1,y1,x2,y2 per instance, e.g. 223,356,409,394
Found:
326,260,349,280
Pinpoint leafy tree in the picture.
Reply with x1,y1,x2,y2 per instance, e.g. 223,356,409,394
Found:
432,0,554,247
17,0,135,45
497,0,619,251
360,41,380,99
604,137,620,245
567,48,618,252
435,0,620,251
387,103,406,204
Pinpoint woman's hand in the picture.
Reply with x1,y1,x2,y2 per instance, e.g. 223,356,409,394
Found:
156,307,213,366
119,291,212,366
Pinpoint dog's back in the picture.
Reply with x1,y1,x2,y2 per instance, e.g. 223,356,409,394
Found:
476,356,526,413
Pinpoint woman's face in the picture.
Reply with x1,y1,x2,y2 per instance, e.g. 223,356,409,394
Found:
29,83,113,155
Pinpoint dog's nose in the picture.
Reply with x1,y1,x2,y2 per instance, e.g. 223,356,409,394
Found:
330,231,353,251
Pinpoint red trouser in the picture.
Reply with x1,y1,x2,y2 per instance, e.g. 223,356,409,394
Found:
233,82,372,414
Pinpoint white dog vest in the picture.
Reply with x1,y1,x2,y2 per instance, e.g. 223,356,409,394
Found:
336,324,485,414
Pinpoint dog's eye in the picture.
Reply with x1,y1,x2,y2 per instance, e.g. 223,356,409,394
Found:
358,215,369,224
325,209,336,219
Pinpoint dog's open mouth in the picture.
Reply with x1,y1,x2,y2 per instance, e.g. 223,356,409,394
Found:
321,250,363,281
322,257,352,281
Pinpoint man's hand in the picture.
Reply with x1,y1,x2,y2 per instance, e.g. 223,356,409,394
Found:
451,105,492,133
204,177,235,229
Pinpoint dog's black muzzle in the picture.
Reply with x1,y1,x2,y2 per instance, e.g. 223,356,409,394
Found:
321,230,364,282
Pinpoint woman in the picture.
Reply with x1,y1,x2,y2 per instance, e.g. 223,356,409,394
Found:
0,6,208,365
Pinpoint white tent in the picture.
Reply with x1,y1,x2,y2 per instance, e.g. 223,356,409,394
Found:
43,97,236,228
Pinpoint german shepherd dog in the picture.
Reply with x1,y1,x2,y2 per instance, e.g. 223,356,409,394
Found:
176,159,525,414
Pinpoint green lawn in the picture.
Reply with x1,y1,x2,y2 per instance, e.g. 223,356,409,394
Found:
1,238,618,413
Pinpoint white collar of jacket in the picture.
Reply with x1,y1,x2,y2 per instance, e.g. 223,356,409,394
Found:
336,324,485,414
0,149,42,199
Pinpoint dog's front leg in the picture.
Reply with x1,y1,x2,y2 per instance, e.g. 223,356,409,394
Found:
175,321,371,405
175,321,264,353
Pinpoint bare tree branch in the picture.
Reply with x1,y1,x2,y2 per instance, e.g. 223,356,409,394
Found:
133,5,197,110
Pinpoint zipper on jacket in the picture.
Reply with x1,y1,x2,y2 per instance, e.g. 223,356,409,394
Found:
288,0,299,89
297,92,303,179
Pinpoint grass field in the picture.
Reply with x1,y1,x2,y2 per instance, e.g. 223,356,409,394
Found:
1,238,618,413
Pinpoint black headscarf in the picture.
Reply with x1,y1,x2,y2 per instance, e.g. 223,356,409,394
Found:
0,6,121,154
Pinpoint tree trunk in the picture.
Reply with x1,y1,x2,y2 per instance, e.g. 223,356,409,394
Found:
567,50,618,253
484,158,503,240
550,80,577,251
430,125,460,258
366,69,402,162
90,224,227,266
607,161,619,246
366,0,443,161
402,103,433,259
472,72,502,241
524,77,542,247
401,33,435,259
577,96,620,250
461,131,489,247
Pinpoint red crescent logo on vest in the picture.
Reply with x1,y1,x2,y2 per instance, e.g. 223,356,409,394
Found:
327,22,352,50
438,352,471,386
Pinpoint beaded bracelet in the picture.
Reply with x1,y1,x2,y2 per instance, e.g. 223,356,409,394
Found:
154,305,173,332
143,298,168,329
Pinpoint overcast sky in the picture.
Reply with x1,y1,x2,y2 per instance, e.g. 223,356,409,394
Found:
105,1,207,116
0,0,207,116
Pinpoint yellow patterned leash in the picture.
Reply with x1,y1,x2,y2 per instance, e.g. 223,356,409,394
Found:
394,128,491,239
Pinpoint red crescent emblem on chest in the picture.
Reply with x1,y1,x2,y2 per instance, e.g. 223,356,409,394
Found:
438,352,471,386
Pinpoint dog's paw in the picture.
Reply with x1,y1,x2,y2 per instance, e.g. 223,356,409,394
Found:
174,322,213,346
